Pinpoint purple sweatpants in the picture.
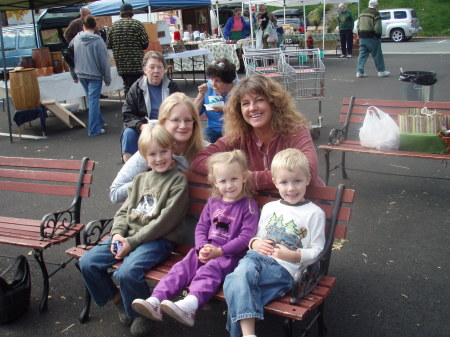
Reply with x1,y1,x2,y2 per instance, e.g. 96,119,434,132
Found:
151,248,240,307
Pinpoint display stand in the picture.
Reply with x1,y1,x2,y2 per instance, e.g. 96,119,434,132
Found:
41,99,86,128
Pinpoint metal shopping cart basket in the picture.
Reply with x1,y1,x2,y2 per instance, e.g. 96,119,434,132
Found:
242,47,294,95
283,48,325,137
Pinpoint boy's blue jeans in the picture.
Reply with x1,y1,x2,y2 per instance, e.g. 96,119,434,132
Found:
223,250,292,337
79,237,175,318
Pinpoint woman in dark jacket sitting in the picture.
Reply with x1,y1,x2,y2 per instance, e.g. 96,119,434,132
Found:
121,51,180,162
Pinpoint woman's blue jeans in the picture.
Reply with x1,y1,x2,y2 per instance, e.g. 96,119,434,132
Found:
79,78,104,136
223,250,292,337
79,237,175,318
121,127,140,155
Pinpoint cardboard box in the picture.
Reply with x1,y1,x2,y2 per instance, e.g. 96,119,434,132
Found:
144,23,158,42
145,41,162,54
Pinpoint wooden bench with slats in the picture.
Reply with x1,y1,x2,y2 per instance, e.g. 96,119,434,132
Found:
0,156,95,312
318,97,450,184
66,171,355,337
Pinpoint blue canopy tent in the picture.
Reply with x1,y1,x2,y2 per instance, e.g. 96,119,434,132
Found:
88,0,212,16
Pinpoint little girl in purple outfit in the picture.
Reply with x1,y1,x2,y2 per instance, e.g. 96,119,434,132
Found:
132,149,259,327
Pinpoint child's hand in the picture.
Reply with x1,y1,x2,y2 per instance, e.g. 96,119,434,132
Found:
110,234,125,255
112,237,131,260
198,244,222,263
252,239,275,256
271,243,300,263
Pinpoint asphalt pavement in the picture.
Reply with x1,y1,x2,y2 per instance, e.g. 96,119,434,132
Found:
0,39,449,337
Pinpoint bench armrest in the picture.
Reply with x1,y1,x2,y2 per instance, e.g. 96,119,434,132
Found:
327,127,347,145
40,208,80,240
82,217,114,248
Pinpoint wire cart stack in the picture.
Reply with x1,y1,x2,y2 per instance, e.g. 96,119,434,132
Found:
242,48,293,96
243,47,325,137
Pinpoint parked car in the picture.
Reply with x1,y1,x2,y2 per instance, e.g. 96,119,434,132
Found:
379,8,422,42
0,5,82,68
272,8,310,30
353,8,422,42
0,24,39,68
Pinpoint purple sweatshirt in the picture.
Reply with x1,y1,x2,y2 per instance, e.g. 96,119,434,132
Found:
195,197,260,258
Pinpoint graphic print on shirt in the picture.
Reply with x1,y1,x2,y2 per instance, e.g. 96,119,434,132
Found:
131,189,159,221
263,212,307,251
210,208,235,241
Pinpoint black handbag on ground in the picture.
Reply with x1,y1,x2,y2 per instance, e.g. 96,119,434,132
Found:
0,255,31,324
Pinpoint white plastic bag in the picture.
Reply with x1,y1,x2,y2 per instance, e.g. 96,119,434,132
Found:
255,29,263,49
359,106,400,150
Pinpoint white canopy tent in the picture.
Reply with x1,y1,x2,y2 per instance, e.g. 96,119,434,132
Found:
211,0,360,49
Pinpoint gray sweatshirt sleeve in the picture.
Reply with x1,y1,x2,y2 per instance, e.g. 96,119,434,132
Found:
109,152,149,203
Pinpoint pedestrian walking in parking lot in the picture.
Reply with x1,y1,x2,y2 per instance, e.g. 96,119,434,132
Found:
356,0,390,78
337,3,355,58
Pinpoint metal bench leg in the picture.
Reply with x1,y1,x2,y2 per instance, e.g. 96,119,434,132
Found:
33,249,49,312
283,317,294,337
75,260,92,323
324,150,331,185
317,303,327,337
341,152,348,180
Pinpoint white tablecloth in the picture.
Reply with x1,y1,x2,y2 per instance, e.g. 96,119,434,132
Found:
164,49,211,72
0,67,123,102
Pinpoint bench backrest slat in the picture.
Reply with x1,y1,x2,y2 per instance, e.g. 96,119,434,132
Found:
1,181,91,197
0,156,95,171
0,168,93,184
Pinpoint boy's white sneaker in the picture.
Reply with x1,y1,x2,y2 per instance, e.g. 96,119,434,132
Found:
356,72,367,78
339,54,346,58
132,299,162,321
377,71,391,77
161,300,195,327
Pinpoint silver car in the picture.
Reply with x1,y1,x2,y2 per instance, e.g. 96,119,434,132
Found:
354,8,422,42
379,8,422,42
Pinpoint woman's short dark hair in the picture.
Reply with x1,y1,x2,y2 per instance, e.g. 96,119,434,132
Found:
142,51,167,70
206,58,236,84
82,16,97,30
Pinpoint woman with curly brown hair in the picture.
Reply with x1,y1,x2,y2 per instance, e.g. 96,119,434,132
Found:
191,74,324,194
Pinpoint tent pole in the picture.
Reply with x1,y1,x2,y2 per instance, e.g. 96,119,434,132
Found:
0,16,13,143
322,0,326,52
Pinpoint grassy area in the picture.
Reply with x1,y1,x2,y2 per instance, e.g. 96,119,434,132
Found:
269,0,450,37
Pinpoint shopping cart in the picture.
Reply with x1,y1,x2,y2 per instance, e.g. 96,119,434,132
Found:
243,47,325,137
283,48,325,136
242,47,293,94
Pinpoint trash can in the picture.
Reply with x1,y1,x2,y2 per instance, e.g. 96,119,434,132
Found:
399,71,437,101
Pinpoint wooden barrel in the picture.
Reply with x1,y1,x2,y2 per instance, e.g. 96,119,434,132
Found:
50,51,63,62
18,56,34,68
9,68,41,110
32,47,52,69
52,60,63,73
